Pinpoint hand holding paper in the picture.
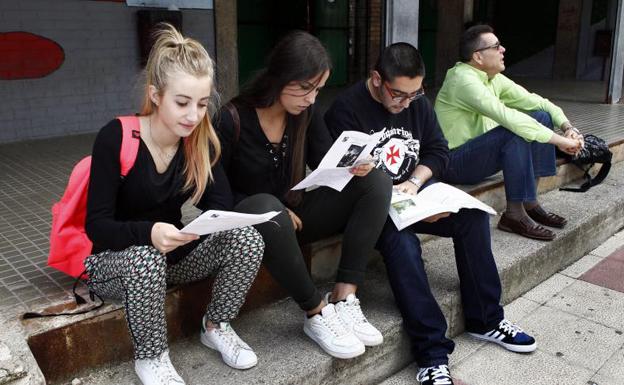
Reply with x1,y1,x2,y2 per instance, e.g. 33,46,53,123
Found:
389,183,496,230
180,210,280,236
292,130,383,191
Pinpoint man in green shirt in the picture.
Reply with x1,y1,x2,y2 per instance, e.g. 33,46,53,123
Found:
435,24,583,241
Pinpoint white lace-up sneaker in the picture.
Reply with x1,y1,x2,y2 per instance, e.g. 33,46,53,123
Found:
303,303,365,359
326,292,383,346
200,315,258,369
134,350,186,385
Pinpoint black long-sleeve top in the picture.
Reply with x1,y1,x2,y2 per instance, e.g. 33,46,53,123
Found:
324,81,449,184
215,102,333,205
85,119,233,263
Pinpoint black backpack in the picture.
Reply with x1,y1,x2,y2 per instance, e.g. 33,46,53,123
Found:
560,134,612,192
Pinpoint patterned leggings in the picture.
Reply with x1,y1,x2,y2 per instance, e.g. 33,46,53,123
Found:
84,227,264,359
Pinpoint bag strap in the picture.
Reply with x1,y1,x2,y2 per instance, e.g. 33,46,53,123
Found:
224,102,240,144
560,161,612,192
22,270,104,319
117,116,141,176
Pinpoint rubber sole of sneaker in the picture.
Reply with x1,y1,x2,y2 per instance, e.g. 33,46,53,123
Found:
303,325,366,359
199,332,258,370
468,332,537,353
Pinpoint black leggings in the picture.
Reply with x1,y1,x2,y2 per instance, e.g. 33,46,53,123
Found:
234,168,392,311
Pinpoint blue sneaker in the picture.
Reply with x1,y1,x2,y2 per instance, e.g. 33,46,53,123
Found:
469,319,537,353
416,364,454,385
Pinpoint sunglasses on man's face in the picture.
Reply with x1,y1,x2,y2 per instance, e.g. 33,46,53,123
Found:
474,42,502,53
383,82,425,103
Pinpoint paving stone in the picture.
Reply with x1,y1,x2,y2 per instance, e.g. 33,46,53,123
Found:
521,305,624,371
452,348,593,385
590,346,624,385
545,280,624,330
590,230,624,258
560,254,603,278
522,273,575,304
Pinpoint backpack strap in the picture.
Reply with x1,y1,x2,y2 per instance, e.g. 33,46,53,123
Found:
117,116,141,176
224,102,240,144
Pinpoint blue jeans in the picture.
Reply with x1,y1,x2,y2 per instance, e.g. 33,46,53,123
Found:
376,190,504,367
444,111,557,202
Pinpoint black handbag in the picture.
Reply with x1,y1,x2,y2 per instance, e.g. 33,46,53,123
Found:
560,134,612,192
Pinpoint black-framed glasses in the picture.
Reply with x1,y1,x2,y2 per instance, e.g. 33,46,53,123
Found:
475,42,502,53
383,82,425,103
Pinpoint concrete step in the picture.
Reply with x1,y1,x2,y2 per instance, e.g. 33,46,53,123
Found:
50,160,624,385
6,142,622,385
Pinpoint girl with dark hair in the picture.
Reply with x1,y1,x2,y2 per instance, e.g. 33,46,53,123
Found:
216,30,393,360
84,24,264,384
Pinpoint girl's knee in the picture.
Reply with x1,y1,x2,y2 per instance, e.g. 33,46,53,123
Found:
355,168,393,199
228,227,265,257
236,193,285,213
127,246,167,279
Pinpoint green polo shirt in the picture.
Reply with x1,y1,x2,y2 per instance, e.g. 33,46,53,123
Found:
434,62,568,150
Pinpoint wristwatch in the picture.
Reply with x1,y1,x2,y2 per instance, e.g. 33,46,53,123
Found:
408,176,422,188
564,126,581,135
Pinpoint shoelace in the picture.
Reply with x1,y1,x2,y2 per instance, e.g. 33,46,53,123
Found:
498,319,523,337
322,308,350,337
216,322,250,354
147,351,183,385
416,365,452,385
341,298,368,324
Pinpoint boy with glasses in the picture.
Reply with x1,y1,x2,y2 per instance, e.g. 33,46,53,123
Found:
325,42,535,385
435,25,583,241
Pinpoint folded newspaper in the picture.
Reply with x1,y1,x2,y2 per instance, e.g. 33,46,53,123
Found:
389,182,496,230
180,210,280,235
292,130,384,191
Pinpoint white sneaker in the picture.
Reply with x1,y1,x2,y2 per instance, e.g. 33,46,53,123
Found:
134,350,185,385
303,303,365,359
200,315,258,370
327,292,383,346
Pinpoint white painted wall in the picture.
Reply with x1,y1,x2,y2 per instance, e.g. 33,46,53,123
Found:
0,0,215,143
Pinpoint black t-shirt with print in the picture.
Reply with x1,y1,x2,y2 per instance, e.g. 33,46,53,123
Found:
324,80,449,184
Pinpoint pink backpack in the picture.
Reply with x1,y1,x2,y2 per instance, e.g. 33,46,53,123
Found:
48,116,141,278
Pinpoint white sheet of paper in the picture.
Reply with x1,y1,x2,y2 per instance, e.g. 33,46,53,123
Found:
180,210,280,235
291,167,353,191
292,130,384,192
389,183,496,230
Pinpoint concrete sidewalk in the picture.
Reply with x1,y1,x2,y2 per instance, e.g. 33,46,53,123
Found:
381,229,624,385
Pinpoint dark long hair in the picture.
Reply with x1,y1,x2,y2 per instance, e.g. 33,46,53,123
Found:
235,30,332,206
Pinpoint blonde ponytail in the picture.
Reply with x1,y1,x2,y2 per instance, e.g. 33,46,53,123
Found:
141,23,220,204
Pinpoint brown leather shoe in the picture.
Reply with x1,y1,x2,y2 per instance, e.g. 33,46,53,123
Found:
526,207,567,228
497,213,555,241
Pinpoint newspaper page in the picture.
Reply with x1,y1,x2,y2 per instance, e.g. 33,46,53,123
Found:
389,183,496,230
292,130,384,191
180,210,280,235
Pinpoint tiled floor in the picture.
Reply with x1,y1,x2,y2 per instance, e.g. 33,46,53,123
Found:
0,134,95,313
1,80,623,318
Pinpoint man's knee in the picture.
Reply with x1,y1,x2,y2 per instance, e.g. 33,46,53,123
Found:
529,110,554,129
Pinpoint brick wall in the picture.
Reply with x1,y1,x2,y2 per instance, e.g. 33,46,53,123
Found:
367,0,383,72
0,0,215,143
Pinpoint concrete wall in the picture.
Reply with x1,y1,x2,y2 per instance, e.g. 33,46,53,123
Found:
384,0,419,48
0,0,214,143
